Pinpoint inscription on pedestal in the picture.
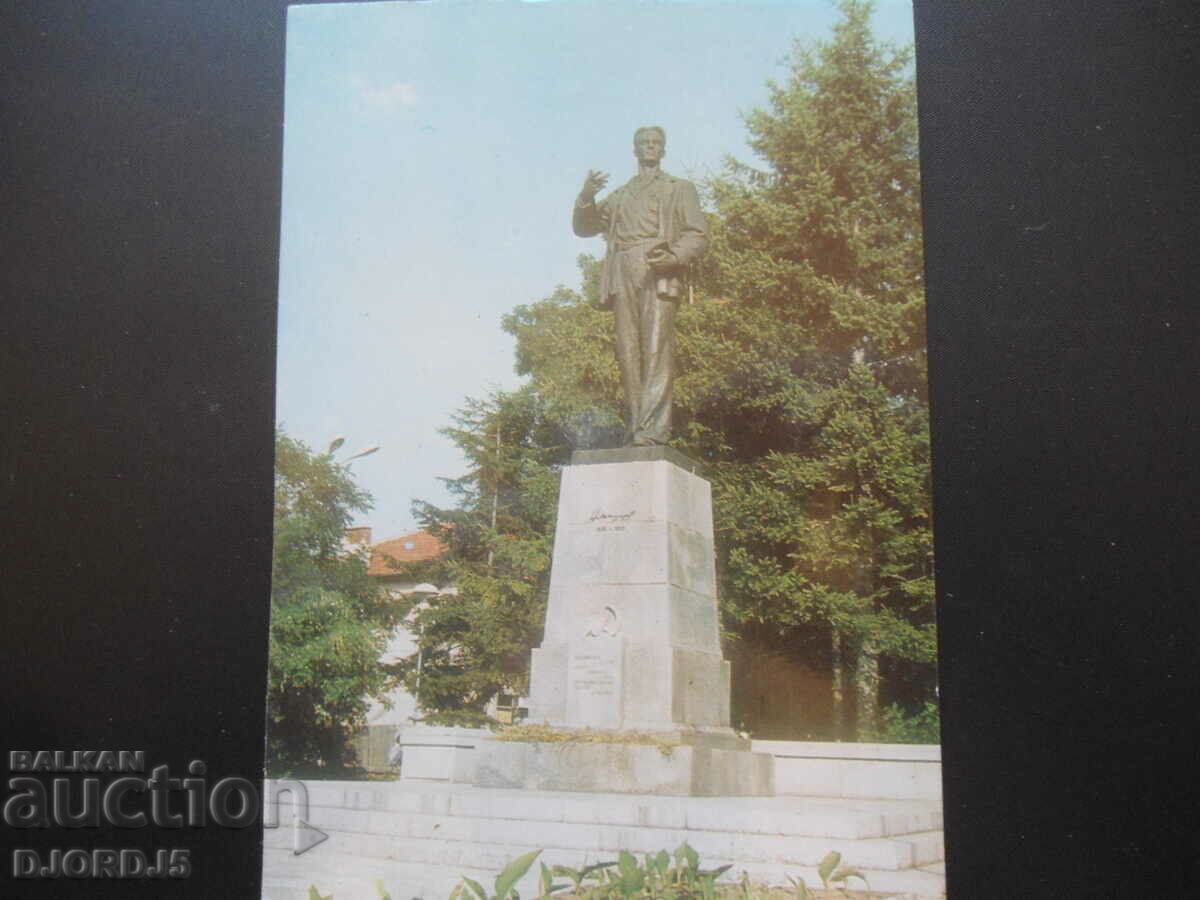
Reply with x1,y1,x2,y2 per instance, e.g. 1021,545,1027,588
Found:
566,638,623,728
590,508,634,534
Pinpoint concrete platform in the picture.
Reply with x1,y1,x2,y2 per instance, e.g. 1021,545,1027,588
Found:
474,737,774,796
397,726,490,783
759,741,942,801
260,780,944,900
382,726,943,803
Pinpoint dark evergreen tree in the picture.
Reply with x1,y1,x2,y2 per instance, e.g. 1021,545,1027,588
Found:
388,388,562,724
697,0,931,737
404,0,935,739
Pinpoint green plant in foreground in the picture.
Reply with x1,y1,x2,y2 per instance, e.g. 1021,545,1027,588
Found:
307,879,392,899
451,849,544,900
455,845,881,900
813,851,870,896
456,843,732,899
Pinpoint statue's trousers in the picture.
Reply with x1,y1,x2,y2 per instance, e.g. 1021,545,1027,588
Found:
610,240,676,445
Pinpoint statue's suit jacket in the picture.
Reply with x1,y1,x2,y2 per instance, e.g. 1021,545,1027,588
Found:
572,171,708,309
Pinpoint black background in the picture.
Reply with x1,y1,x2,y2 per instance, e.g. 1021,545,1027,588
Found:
2,1,1198,896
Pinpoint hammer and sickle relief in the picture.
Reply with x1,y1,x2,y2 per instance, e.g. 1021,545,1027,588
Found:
584,605,621,637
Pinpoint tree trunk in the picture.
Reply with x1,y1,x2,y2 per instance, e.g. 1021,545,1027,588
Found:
852,638,881,740
831,630,846,740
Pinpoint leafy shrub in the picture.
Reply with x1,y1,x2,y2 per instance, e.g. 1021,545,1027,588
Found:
454,844,875,899
307,880,391,899
864,701,940,745
451,850,543,900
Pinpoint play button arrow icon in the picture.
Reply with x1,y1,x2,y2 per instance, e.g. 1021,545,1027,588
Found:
293,819,329,856
262,779,328,856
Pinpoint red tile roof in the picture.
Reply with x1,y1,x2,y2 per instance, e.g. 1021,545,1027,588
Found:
367,530,447,576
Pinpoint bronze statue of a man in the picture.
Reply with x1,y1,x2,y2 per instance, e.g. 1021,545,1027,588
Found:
573,126,708,447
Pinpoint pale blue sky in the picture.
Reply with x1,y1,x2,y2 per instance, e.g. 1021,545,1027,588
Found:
276,0,916,540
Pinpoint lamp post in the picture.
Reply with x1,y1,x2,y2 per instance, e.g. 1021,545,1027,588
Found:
343,444,381,462
325,436,381,464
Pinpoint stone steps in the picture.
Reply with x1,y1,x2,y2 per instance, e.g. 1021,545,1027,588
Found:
300,781,942,841
262,781,945,900
271,806,940,872
263,843,946,900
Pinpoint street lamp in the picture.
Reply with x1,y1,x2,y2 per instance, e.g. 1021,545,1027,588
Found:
343,444,381,462
324,435,381,464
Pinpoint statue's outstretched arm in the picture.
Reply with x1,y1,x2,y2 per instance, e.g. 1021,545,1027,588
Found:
573,194,609,238
573,169,611,237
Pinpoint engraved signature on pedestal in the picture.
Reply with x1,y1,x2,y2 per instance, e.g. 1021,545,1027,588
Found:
589,509,635,522
590,509,635,533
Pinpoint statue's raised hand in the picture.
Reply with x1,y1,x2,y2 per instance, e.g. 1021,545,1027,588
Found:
580,169,609,202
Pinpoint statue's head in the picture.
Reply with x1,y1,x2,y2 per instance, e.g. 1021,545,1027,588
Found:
633,126,666,165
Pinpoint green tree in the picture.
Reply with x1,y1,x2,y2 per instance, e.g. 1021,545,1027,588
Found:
409,0,934,739
703,0,924,365
389,388,563,725
698,0,931,737
267,430,398,773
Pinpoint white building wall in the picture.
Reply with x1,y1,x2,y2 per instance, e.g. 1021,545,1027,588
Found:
364,582,460,727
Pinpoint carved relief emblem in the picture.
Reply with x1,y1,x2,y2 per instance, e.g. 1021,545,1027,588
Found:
584,605,621,637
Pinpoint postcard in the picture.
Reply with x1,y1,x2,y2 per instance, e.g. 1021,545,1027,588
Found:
263,3,943,898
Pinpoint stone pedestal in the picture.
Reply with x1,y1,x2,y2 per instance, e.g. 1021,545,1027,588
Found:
396,726,488,783
481,447,773,795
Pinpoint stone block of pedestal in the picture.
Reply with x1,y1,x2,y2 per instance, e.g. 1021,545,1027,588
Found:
396,726,488,782
493,448,773,796
474,738,775,796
